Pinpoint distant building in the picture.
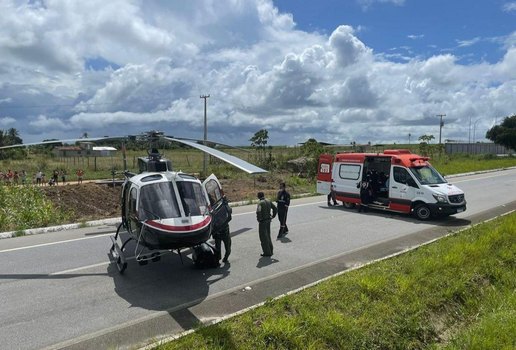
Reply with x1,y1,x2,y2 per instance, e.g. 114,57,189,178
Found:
53,143,117,157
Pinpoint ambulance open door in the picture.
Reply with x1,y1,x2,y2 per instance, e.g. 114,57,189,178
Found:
316,154,334,195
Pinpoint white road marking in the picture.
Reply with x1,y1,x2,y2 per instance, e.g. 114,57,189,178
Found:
0,233,112,253
50,262,111,275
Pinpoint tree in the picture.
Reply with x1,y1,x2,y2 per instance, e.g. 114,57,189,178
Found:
418,134,435,144
486,114,516,151
249,129,269,163
0,128,24,160
300,138,326,178
418,134,435,157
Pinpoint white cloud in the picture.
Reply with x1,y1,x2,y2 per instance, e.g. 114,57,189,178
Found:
502,2,516,12
0,0,514,147
0,117,16,127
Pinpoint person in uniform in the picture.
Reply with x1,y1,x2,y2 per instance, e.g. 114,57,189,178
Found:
256,192,277,257
358,174,372,213
213,196,232,263
276,182,291,238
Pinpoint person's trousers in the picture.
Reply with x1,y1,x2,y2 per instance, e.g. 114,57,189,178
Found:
214,225,231,260
259,220,273,255
277,206,289,236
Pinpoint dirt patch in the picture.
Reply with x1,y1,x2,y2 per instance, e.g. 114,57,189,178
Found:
41,173,304,224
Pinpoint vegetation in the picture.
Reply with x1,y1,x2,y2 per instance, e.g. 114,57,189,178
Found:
486,114,516,151
155,213,516,350
0,185,71,232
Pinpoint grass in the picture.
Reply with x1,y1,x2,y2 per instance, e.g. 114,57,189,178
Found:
431,154,516,176
0,185,72,232
154,212,516,350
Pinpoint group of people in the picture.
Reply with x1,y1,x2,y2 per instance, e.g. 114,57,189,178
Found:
212,182,291,263
0,169,28,185
0,168,85,186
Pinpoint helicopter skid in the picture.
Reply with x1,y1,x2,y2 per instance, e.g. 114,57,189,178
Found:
109,235,128,274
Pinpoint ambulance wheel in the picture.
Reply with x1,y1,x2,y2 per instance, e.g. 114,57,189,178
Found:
343,202,356,209
414,204,431,220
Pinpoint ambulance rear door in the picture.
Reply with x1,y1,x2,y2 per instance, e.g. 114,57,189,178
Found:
316,154,334,194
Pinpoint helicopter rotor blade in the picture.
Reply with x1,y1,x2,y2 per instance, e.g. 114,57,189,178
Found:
0,136,127,150
166,136,251,153
162,137,267,174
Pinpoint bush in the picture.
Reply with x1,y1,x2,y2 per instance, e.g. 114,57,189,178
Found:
0,185,71,232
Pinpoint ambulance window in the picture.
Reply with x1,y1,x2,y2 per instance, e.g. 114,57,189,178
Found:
393,167,419,188
393,167,408,184
339,164,361,180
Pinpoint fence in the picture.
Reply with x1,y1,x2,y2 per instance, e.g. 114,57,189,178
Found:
445,143,514,155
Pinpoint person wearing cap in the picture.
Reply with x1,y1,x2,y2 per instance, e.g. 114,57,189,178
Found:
276,182,291,238
256,192,277,257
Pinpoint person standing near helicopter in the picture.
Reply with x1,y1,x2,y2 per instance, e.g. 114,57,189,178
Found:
256,192,277,257
212,196,232,263
276,182,291,238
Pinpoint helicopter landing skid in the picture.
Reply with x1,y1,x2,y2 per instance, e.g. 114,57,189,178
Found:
109,223,130,274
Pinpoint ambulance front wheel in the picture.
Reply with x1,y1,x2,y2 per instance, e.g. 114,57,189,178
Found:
414,204,431,221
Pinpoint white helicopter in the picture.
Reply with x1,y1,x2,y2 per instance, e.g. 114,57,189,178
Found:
0,130,267,273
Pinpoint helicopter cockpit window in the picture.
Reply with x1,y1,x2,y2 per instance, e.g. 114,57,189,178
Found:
138,182,181,220
205,179,222,206
176,181,208,216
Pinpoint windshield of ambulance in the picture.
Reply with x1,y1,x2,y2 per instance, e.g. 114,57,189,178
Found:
409,165,447,185
139,182,181,220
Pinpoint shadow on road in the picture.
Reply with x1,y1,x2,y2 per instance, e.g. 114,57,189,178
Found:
319,204,472,227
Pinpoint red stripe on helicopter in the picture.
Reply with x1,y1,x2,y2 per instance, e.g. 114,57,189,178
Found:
145,216,212,232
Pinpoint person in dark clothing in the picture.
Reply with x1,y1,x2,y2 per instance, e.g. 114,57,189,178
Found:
358,175,372,213
256,192,277,257
213,197,232,263
327,182,338,206
276,182,291,238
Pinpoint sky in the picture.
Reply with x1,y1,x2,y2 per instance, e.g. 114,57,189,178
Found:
0,0,515,146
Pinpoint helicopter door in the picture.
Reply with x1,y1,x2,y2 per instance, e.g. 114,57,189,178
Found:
203,174,232,232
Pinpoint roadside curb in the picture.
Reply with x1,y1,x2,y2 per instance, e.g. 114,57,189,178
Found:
0,218,121,240
1,167,514,240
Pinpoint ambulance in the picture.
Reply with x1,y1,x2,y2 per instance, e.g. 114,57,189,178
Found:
317,149,466,220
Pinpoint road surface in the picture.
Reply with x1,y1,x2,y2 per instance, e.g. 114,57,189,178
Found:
1,168,515,349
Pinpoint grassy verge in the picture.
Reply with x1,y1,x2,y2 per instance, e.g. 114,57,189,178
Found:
155,213,516,350
431,154,516,176
0,185,71,232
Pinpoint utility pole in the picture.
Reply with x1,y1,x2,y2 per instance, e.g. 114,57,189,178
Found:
200,94,210,176
437,114,446,144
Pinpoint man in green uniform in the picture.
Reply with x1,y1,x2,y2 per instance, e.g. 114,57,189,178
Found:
256,192,277,257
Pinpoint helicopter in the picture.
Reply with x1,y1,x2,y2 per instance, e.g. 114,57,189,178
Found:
0,130,267,273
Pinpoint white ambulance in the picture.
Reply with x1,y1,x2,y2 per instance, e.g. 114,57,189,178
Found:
317,150,466,220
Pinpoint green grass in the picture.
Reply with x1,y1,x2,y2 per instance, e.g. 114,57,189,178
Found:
155,213,516,350
431,154,516,176
0,185,71,232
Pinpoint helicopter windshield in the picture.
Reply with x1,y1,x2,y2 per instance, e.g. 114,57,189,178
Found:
139,182,181,220
409,165,447,185
176,181,208,217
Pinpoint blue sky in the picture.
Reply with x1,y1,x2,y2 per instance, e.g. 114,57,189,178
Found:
275,0,514,64
0,0,515,147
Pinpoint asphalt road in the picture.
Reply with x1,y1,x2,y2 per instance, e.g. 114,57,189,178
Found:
1,168,515,350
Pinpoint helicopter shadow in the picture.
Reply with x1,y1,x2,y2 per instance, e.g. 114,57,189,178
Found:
107,244,231,330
